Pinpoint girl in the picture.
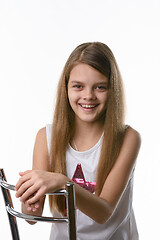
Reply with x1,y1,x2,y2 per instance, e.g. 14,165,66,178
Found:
15,42,141,240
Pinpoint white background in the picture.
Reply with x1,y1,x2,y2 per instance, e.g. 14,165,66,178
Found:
0,0,160,239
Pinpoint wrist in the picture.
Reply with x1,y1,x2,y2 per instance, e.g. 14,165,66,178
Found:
55,173,70,190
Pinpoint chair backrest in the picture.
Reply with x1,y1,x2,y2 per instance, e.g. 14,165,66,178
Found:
0,168,77,240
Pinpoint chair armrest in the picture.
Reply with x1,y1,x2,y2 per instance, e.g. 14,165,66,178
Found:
0,178,70,223
6,205,68,223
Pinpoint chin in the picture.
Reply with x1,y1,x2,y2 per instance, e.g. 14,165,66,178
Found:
77,116,100,124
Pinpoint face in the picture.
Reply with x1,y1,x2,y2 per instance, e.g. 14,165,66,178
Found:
68,63,109,125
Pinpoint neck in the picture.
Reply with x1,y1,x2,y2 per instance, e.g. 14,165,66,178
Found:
71,119,104,151
76,121,103,136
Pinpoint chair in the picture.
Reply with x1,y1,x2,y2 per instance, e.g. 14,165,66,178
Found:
0,168,77,240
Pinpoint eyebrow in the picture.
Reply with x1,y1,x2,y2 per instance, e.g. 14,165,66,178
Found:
70,81,82,84
70,80,108,85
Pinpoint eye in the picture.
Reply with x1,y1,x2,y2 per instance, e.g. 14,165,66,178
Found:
96,85,107,91
73,85,82,89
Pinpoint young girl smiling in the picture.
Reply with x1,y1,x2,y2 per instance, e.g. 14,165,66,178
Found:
15,42,141,240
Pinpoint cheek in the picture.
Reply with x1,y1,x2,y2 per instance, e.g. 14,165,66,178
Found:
99,93,108,104
67,89,73,103
67,94,74,112
68,90,79,103
67,94,76,112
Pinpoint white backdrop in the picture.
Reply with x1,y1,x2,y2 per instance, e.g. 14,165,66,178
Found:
0,0,160,239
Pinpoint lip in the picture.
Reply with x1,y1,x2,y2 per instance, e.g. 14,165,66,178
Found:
78,103,98,111
79,103,98,106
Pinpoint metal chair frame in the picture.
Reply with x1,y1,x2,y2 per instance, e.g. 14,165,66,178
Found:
0,168,77,240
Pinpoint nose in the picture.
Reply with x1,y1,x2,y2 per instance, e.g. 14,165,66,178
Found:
82,88,96,100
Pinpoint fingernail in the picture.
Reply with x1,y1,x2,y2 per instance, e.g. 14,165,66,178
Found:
32,208,37,212
35,204,39,208
27,207,31,211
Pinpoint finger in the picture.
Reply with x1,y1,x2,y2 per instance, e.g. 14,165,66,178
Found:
19,185,39,203
25,205,37,212
15,179,33,198
29,200,40,209
23,198,40,209
27,202,40,212
34,201,40,209
15,173,32,191
19,170,31,176
27,187,46,205
19,170,33,175
31,203,40,212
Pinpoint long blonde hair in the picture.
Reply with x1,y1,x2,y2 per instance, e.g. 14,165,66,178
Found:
49,42,125,213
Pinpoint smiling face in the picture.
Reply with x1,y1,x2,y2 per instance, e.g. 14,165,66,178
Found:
68,63,109,126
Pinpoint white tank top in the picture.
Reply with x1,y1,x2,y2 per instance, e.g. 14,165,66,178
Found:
46,124,139,240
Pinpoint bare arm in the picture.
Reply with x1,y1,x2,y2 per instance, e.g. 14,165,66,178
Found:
74,127,141,223
16,126,141,224
16,127,50,224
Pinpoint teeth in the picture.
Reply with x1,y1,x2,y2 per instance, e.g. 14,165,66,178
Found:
81,105,96,108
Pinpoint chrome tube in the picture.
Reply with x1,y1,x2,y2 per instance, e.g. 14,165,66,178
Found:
7,205,68,223
0,168,20,240
0,178,15,191
0,178,67,196
66,182,77,240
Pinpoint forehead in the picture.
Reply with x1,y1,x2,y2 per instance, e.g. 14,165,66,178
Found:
69,63,108,83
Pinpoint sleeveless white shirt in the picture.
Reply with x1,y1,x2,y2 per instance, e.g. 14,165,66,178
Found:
46,124,139,240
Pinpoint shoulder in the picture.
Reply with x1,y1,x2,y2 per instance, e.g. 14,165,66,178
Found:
34,127,48,157
36,127,47,138
117,126,141,169
35,127,48,147
36,125,52,143
124,126,141,148
33,127,50,170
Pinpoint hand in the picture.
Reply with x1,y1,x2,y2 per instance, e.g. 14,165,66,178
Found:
24,200,41,212
15,170,68,205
